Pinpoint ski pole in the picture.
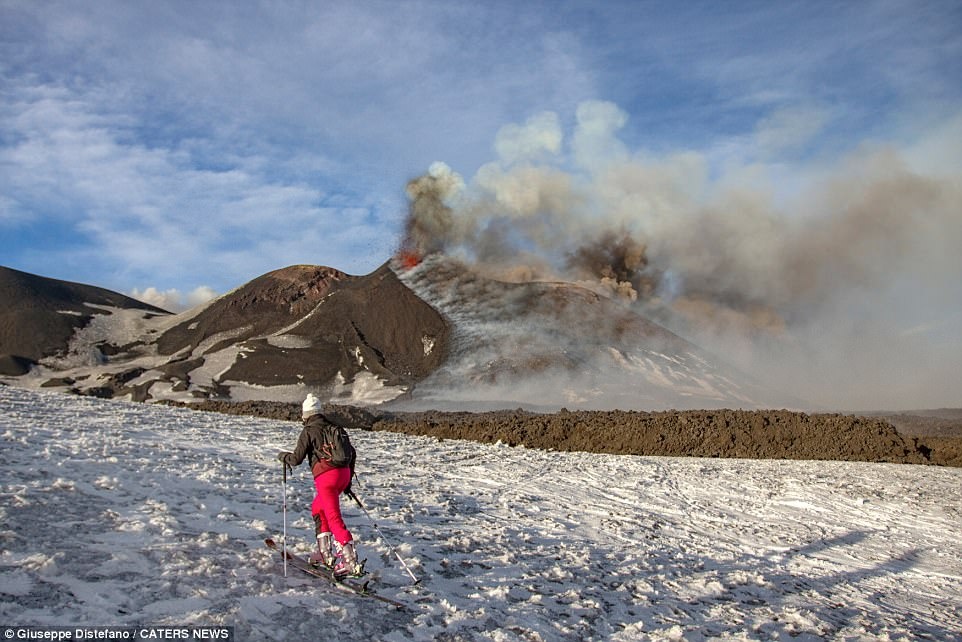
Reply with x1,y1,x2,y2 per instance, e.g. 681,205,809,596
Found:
346,489,420,584
282,460,288,578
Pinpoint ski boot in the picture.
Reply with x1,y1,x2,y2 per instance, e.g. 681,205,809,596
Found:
309,531,335,568
333,540,365,578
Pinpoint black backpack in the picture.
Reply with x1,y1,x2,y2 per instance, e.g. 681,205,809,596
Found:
318,421,355,468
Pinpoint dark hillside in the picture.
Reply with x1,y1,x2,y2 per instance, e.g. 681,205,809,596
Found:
156,265,347,356
0,265,169,362
218,263,450,389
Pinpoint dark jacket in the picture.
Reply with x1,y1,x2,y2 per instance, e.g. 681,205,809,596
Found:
285,415,356,478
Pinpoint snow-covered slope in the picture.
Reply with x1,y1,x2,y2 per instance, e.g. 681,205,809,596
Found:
394,255,785,410
1,386,960,640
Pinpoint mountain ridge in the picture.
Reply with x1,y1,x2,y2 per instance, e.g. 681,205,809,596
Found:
0,261,449,404
2,258,783,409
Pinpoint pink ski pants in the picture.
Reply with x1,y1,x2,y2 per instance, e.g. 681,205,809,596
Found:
311,466,353,545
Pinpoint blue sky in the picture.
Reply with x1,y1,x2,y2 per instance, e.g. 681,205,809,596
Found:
1,0,960,311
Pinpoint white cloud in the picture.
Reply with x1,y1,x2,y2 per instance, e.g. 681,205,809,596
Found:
753,105,830,155
0,194,30,224
0,81,392,291
494,111,563,166
572,100,629,172
904,110,962,177
130,285,218,313
1,1,609,293
185,286,218,308
129,286,178,312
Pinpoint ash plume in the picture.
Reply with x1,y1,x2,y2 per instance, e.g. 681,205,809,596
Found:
400,161,463,260
398,101,962,409
566,230,655,302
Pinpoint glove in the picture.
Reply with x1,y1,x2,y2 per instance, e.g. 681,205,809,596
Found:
278,451,294,480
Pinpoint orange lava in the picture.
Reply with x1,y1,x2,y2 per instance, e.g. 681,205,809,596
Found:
398,250,422,269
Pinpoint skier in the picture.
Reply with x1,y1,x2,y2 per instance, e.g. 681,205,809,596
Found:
277,393,362,577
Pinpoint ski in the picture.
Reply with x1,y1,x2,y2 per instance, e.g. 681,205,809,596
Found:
264,538,407,609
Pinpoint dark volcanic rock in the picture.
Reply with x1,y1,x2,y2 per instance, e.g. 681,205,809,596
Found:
0,265,169,362
372,408,936,464
157,265,347,355
161,399,301,422
865,410,962,438
242,263,450,383
167,400,961,467
155,263,450,392
0,354,35,376
160,399,379,430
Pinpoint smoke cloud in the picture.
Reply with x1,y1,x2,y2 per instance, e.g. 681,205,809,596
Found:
400,101,962,410
402,161,464,258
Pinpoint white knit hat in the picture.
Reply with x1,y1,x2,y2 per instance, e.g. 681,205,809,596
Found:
302,393,323,419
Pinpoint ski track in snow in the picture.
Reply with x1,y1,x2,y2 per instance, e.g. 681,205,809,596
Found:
1,386,960,641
